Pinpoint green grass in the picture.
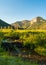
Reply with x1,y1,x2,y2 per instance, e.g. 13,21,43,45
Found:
0,29,46,65
0,29,46,56
0,56,40,65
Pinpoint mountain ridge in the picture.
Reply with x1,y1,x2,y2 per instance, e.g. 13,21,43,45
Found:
12,16,46,29
0,16,46,29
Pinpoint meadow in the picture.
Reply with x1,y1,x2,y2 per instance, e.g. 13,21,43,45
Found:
0,29,46,65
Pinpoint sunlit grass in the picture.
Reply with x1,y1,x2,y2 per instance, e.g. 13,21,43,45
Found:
0,29,46,33
35,46,46,56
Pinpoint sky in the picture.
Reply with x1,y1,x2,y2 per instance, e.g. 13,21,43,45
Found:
0,0,46,24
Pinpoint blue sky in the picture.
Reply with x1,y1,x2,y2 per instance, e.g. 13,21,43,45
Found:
0,0,46,24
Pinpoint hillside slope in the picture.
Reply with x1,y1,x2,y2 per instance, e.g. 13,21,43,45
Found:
12,20,30,29
27,16,46,29
12,16,46,30
0,19,14,29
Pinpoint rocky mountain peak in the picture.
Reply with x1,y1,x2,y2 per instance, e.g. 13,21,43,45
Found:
31,16,44,24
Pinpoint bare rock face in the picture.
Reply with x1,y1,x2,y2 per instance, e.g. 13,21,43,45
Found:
30,16,45,24
31,18,37,24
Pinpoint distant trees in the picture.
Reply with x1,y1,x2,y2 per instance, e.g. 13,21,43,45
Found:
0,26,13,29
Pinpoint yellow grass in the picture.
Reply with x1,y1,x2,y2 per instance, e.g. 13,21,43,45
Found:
0,29,46,33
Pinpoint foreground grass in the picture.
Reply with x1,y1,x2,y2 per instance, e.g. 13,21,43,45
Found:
0,56,40,65
0,29,46,65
